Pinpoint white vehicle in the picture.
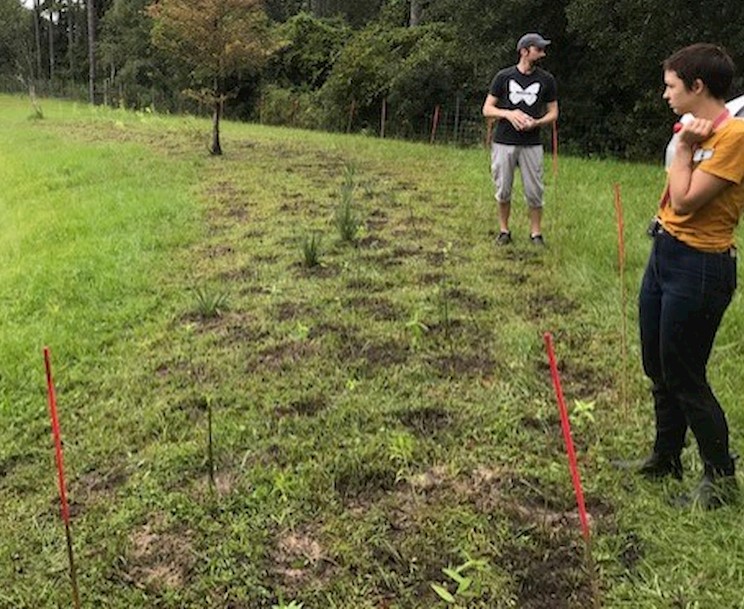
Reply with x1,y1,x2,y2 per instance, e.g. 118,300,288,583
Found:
664,93,744,168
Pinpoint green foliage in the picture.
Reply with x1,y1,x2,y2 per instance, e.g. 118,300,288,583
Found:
272,601,304,609
563,0,744,157
431,558,488,606
268,12,351,90
300,231,322,268
318,26,404,130
386,24,466,123
99,0,181,110
259,84,321,129
27,104,43,121
388,430,416,481
334,162,360,242
0,0,32,77
405,311,429,349
193,286,230,319
571,399,596,428
148,0,277,107
318,21,475,137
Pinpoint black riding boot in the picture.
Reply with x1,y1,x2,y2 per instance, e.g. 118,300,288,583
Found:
677,458,738,510
613,451,683,480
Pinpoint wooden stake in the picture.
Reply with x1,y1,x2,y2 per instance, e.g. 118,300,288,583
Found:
346,99,356,133
430,104,440,144
380,97,387,138
613,184,629,412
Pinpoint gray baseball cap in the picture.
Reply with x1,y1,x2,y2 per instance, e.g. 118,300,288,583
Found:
517,33,551,51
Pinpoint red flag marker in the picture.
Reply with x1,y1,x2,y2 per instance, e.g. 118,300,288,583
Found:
543,333,591,542
44,347,81,609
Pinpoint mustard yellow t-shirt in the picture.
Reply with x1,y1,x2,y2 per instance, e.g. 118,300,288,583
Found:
659,118,744,252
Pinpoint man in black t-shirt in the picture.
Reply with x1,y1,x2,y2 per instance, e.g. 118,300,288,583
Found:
482,33,558,246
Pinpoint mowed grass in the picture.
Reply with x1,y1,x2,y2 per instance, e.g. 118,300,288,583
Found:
1,93,744,608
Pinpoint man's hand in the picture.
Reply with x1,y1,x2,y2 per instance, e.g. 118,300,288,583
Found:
507,109,536,131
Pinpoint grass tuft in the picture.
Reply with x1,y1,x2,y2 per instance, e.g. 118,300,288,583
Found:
192,286,229,319
300,231,322,268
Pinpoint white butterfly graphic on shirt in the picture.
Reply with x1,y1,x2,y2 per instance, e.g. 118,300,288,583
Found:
508,81,540,106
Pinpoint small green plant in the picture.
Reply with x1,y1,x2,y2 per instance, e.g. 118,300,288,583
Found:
571,399,596,428
335,162,360,242
388,430,416,482
290,321,310,341
28,106,44,121
405,312,429,349
300,231,322,268
272,602,303,609
342,161,357,191
431,558,487,606
193,286,229,319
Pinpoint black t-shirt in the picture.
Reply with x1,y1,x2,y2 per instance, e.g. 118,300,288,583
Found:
489,65,557,145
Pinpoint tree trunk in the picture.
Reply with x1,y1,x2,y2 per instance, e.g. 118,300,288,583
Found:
48,7,55,81
87,0,97,104
410,0,423,26
67,0,75,77
33,0,43,79
210,99,222,156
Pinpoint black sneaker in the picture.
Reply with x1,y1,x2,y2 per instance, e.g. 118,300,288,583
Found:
496,230,512,245
530,233,545,246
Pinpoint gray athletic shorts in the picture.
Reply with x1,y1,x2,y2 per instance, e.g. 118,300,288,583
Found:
490,143,544,208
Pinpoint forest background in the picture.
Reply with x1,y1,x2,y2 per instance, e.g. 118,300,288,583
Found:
1,0,743,159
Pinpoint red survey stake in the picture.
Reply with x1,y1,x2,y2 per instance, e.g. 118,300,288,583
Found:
543,332,591,542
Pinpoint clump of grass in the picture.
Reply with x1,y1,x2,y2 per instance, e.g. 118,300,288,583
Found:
300,231,322,268
335,162,360,243
193,286,229,319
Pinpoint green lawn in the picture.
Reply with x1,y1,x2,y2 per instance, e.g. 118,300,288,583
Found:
1,93,743,609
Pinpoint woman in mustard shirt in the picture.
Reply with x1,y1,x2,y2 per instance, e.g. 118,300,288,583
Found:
634,44,744,509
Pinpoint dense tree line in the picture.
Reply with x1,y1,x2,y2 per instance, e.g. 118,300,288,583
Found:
1,0,742,159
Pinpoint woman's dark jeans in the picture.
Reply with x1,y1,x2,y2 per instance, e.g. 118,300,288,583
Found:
639,230,737,474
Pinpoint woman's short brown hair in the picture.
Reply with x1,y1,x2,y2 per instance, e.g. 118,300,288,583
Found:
663,43,735,100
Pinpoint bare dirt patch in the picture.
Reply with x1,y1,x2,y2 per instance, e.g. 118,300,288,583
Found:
535,358,607,401
68,465,129,516
427,350,496,378
334,461,399,502
253,341,320,372
274,301,318,322
336,336,411,373
394,405,454,436
344,277,394,292
270,528,335,593
501,527,596,609
343,296,400,322
527,292,579,319
275,394,329,417
125,522,195,592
